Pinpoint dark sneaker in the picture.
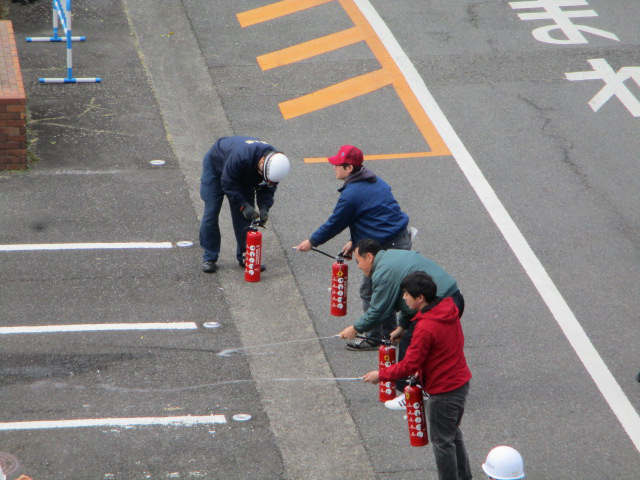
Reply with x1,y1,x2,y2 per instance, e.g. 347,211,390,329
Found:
345,338,379,351
238,260,266,272
202,261,217,273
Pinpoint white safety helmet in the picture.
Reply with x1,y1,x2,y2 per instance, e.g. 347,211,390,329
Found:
263,152,290,183
482,446,525,480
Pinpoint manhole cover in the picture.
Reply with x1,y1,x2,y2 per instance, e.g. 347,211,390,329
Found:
232,414,252,422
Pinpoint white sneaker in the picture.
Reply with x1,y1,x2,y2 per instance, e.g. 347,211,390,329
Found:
384,394,406,411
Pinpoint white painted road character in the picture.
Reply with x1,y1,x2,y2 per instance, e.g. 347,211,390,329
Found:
566,58,640,117
509,0,619,44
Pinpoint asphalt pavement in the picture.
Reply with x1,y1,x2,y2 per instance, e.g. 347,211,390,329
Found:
1,1,287,479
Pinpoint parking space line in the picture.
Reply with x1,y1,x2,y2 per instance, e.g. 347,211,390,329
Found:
0,322,198,334
237,0,333,27
29,169,133,176
0,242,175,251
352,0,640,452
0,415,227,431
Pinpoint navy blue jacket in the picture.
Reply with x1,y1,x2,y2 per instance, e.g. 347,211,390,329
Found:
310,167,409,247
201,136,277,210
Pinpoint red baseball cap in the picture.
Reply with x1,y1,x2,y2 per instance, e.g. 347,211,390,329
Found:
328,145,364,166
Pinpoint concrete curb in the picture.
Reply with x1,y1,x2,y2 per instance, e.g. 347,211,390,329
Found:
121,0,375,477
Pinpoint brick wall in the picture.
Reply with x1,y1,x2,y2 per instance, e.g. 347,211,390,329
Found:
0,20,27,171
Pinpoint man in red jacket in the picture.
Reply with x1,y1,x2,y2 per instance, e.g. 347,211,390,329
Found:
363,271,472,480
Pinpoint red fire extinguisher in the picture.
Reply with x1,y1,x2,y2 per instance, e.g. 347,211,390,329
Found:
378,341,396,402
405,376,428,447
330,254,348,316
244,221,262,283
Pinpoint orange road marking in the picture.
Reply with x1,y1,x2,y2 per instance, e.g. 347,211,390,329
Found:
280,69,391,119
304,152,447,163
237,0,333,27
337,0,450,156
258,27,364,71
237,0,451,157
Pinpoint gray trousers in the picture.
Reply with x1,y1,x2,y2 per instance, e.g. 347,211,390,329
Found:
359,229,412,342
428,382,472,480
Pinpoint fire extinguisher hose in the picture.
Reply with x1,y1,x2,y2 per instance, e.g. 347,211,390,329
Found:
292,246,350,261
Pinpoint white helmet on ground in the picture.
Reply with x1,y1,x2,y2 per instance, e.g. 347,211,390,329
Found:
263,152,290,183
482,446,525,479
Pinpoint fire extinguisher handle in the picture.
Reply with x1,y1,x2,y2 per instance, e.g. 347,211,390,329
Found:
407,375,422,388
355,334,376,341
245,219,266,231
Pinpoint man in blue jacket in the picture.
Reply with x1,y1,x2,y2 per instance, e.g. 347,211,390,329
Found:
296,145,411,349
200,136,290,273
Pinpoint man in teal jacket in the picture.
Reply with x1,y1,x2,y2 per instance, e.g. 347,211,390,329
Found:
338,239,463,340
338,239,465,406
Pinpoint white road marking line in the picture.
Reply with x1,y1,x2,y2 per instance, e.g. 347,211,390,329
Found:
0,242,174,251
0,322,199,334
0,415,227,431
29,169,133,176
354,0,640,452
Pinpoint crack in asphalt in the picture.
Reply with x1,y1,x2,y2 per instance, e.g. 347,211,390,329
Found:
518,93,582,186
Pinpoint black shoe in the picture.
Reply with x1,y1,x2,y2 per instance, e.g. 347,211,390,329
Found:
238,260,265,272
345,338,380,351
202,261,217,273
